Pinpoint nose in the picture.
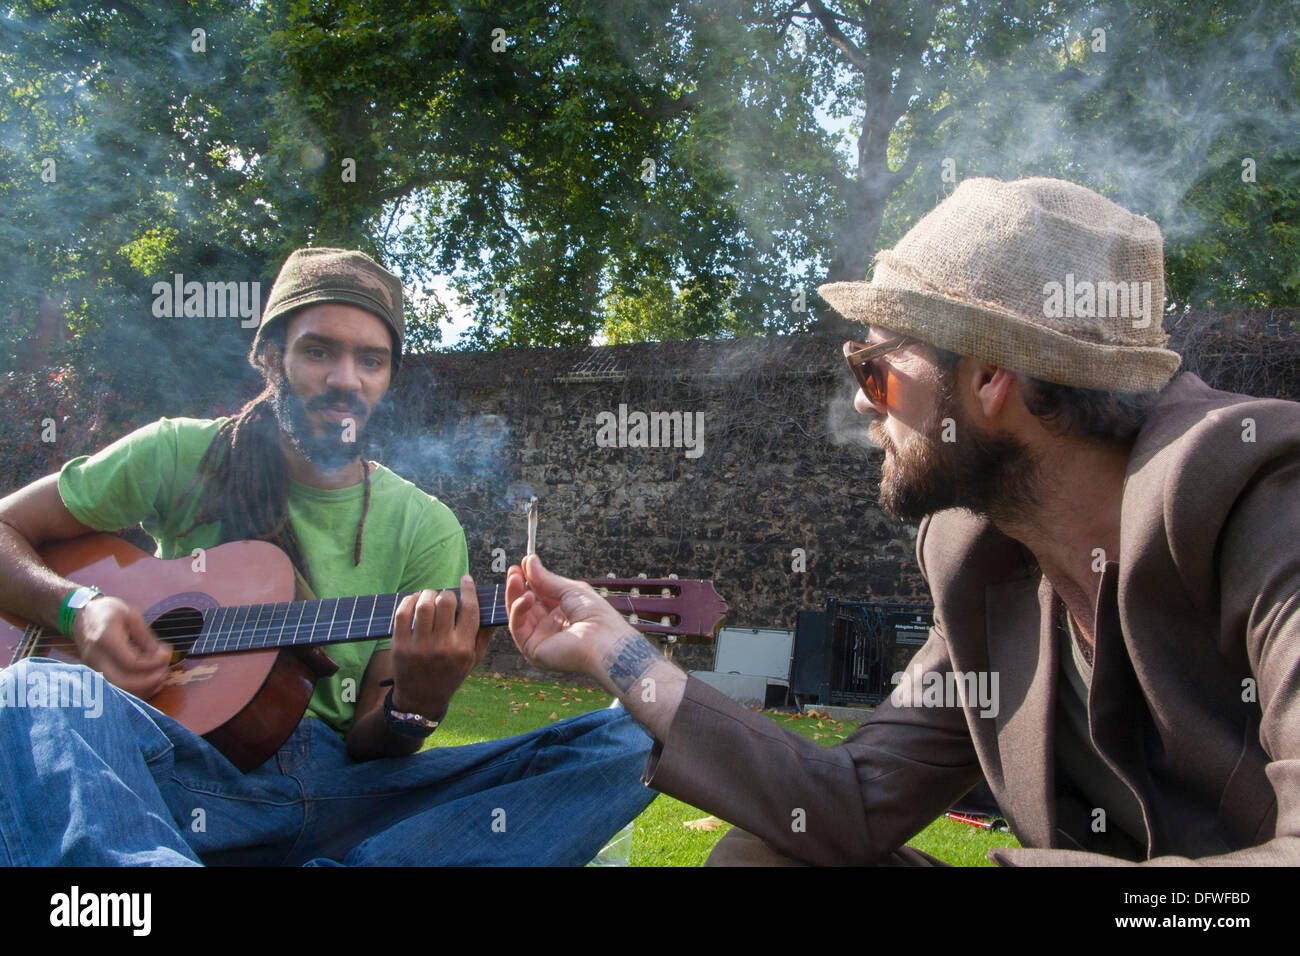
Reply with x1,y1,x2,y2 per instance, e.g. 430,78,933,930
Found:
854,386,884,417
325,353,363,393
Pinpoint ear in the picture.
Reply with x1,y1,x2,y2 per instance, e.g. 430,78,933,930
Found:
967,363,1018,424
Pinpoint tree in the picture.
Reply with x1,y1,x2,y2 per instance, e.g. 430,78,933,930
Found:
855,0,1300,311
2,0,1295,380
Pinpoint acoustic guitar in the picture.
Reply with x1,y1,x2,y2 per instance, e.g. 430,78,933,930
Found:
0,533,728,770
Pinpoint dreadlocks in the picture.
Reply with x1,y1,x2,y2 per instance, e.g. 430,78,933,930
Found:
173,322,373,588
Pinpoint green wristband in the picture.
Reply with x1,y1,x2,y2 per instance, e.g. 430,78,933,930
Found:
59,586,101,636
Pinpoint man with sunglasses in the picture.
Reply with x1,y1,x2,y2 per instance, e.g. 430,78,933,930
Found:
505,177,1300,865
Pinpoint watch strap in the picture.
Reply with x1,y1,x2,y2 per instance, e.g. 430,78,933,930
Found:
381,683,443,738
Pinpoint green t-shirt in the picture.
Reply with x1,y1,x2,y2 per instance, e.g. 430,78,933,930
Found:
57,416,469,736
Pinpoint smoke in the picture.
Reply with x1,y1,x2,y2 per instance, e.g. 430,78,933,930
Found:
373,406,512,486
504,482,537,509
826,386,880,453
884,4,1300,249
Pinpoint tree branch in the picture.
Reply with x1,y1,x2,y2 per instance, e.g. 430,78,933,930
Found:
806,0,871,76
884,147,923,190
372,170,469,206
884,1,941,124
910,101,955,140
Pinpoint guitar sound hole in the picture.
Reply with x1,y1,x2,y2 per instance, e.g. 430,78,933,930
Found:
150,607,206,658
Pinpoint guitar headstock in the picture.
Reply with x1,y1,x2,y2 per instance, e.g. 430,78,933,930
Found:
581,578,727,643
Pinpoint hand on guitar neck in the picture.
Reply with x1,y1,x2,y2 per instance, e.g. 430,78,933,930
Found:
388,578,495,718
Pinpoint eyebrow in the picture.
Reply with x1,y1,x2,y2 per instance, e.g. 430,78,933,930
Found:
295,332,391,358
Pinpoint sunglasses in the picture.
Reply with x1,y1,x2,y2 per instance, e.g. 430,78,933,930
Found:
843,338,915,407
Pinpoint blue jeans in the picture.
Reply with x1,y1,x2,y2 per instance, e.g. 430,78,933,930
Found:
0,659,656,866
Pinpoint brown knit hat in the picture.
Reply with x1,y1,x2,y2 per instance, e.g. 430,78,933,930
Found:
254,247,405,369
820,178,1181,392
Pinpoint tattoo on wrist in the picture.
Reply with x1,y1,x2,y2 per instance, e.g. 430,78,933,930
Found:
604,634,658,694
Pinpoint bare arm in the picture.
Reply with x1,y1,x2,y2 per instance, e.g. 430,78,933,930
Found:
0,474,100,629
505,555,686,741
0,474,170,696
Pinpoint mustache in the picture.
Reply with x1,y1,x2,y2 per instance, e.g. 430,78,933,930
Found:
868,417,896,454
303,392,366,415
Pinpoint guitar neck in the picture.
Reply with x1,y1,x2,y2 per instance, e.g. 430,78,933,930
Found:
190,575,721,654
191,585,512,656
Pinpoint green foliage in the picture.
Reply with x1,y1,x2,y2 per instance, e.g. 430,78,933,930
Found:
1,0,1295,375
377,0,844,347
874,0,1300,311
1166,148,1300,310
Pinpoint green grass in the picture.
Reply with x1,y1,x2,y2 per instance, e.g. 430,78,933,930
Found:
432,672,1020,866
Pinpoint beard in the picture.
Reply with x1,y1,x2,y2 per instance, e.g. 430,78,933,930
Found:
873,377,1041,524
270,372,371,470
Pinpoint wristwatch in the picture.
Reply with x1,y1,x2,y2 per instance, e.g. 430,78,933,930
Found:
381,684,443,738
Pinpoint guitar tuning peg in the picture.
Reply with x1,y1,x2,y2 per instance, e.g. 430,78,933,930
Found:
626,613,637,625
668,573,678,579
660,615,671,626
606,572,616,578
636,572,647,578
660,587,671,597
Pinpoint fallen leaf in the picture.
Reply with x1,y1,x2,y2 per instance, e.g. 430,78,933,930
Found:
548,711,558,720
466,707,475,716
683,816,725,832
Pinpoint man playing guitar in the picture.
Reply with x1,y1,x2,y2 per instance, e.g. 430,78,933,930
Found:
0,248,655,865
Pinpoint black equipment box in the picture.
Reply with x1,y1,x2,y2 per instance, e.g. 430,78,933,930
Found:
792,599,933,707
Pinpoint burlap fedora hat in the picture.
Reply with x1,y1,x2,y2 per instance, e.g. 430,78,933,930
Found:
820,177,1182,392
254,247,405,369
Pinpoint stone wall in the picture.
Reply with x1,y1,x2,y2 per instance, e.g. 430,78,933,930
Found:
378,328,928,676
4,306,1296,681
376,307,1300,679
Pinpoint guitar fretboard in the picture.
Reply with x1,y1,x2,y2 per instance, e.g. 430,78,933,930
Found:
190,584,510,655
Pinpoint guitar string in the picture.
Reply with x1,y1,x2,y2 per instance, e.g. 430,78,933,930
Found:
30,611,679,655
33,580,683,644
30,588,680,654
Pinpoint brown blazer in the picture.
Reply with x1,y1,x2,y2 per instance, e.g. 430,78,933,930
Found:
644,373,1300,865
